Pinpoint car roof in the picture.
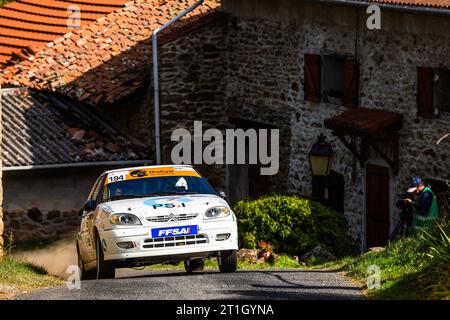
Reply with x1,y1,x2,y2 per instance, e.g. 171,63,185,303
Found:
101,164,195,176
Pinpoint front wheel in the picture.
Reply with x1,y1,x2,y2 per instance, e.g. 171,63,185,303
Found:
184,259,205,273
95,234,115,279
218,250,237,273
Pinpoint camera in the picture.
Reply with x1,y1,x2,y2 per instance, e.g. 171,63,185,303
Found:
390,193,414,241
395,193,414,223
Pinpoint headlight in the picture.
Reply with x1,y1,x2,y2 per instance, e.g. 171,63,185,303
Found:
110,213,142,225
204,206,231,219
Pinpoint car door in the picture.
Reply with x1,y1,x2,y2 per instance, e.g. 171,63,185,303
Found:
80,175,105,263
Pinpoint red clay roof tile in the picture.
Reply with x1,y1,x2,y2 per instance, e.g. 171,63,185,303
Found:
2,0,222,105
0,35,44,48
0,0,130,67
0,8,82,26
0,17,72,33
6,2,102,20
19,0,126,13
0,28,58,41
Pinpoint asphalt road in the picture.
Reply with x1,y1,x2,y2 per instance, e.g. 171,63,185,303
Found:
17,268,363,300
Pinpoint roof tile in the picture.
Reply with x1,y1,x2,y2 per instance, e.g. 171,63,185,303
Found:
2,0,222,105
0,0,130,67
1,87,151,168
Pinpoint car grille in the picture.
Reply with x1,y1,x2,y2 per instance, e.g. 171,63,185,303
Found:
143,235,208,249
146,213,199,223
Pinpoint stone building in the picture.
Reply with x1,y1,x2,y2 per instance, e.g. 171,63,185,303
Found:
2,0,449,250
216,0,450,250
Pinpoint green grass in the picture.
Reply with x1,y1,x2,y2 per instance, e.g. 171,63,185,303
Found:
315,223,450,300
0,256,64,298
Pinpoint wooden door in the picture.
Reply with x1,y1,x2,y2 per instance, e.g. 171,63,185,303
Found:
366,164,390,248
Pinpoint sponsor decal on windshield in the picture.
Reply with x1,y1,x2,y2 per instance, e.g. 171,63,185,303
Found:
106,167,200,184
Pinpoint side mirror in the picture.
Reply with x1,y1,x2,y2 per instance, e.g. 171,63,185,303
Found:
83,200,97,212
218,191,227,199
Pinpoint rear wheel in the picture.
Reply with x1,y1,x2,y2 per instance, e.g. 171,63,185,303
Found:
95,234,115,279
218,250,237,273
77,243,95,281
184,259,205,273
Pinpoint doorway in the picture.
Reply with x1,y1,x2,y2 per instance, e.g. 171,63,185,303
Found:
226,118,274,205
366,164,390,248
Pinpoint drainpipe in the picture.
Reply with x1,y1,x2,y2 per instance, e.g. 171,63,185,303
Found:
152,0,205,165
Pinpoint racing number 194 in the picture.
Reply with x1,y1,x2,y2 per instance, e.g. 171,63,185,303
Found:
108,174,125,183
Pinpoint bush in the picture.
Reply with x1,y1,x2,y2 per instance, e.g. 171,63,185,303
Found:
233,194,353,257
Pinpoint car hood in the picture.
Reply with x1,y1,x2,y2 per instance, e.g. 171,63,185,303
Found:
102,194,229,217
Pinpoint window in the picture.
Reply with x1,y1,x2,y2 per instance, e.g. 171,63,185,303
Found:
304,54,359,108
434,69,450,114
417,67,450,118
102,175,216,202
322,55,346,104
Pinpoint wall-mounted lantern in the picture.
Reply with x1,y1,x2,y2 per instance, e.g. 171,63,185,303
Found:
308,133,334,176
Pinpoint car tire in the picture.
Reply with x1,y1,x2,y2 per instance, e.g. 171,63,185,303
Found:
77,243,96,281
184,259,205,273
95,234,115,279
218,250,237,273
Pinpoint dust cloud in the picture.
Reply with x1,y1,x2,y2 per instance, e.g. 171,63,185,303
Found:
14,239,78,280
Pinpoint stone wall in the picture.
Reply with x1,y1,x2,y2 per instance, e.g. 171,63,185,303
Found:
159,17,230,190
222,3,364,246
2,166,108,241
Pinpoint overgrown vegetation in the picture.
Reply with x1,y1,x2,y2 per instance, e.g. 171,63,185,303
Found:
0,233,64,299
330,221,450,300
233,194,354,258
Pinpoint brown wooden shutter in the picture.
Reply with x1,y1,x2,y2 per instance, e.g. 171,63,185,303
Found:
304,54,321,102
417,67,434,118
343,58,359,108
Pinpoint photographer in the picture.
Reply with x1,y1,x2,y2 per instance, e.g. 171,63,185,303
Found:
404,177,439,235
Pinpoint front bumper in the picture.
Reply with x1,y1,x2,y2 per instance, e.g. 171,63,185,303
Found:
99,220,238,262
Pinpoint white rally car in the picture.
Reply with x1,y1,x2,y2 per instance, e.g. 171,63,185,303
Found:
76,165,238,279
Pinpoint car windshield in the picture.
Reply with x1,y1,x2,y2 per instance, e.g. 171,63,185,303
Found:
103,176,216,202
